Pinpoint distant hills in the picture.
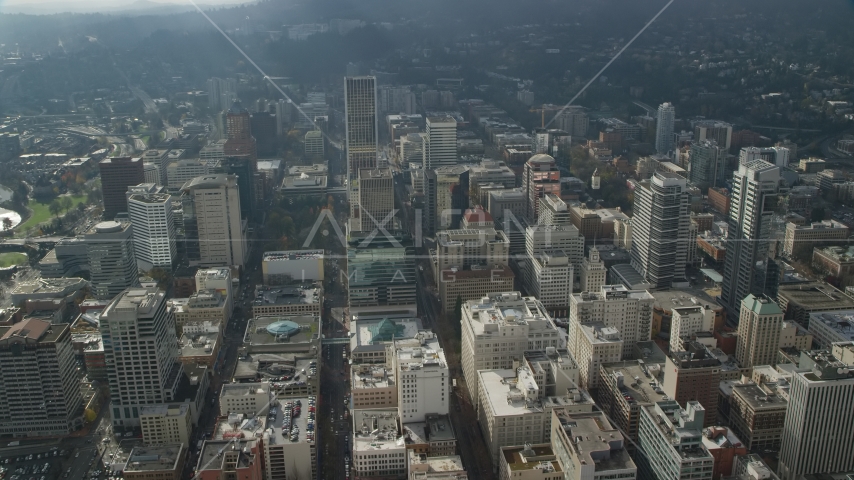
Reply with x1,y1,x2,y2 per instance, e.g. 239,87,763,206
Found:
0,0,254,15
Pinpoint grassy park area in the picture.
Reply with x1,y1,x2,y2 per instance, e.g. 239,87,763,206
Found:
0,252,28,268
16,195,87,236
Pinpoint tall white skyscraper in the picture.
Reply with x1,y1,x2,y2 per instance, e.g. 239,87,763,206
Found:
127,184,176,271
344,76,378,181
630,172,691,289
424,116,457,169
778,350,854,480
721,160,781,320
101,288,183,428
85,221,139,299
393,332,448,422
207,77,238,112
655,102,676,154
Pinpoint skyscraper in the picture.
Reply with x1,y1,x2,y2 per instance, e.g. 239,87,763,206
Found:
344,76,378,181
100,288,183,428
736,294,784,368
693,120,732,150
357,167,395,233
630,172,691,289
100,157,145,220
85,221,139,299
0,319,84,437
224,102,257,162
689,140,726,189
778,349,854,480
182,175,246,267
207,77,237,112
523,154,561,223
423,116,457,169
655,102,676,154
721,160,781,320
127,184,176,271
346,231,416,309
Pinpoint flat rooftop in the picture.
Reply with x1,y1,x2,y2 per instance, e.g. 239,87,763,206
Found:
809,311,854,342
463,292,555,337
408,452,466,474
263,250,323,262
197,440,257,473
553,411,635,472
502,444,561,473
351,317,423,350
352,366,395,390
778,282,854,310
601,361,667,405
731,383,788,410
353,408,402,451
221,382,271,398
253,286,320,307
123,444,184,472
244,316,319,347
479,369,544,417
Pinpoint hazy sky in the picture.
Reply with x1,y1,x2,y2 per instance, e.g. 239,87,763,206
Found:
0,0,255,13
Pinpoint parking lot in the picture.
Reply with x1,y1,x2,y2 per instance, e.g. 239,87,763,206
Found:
1,448,74,480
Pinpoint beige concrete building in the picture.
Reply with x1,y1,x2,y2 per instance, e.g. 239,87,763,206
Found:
123,444,186,480
579,248,606,294
437,265,515,314
182,175,246,267
598,356,668,442
778,321,813,351
783,220,849,258
670,305,715,353
477,368,595,468
461,292,561,404
352,365,398,409
549,408,637,480
219,382,272,416
140,404,192,446
569,285,654,359
728,380,788,452
737,295,784,368
571,323,623,390
409,452,468,480
171,289,230,331
498,444,563,480
435,228,510,273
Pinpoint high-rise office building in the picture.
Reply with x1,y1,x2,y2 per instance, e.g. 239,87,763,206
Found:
778,350,854,480
346,231,416,309
735,294,784,369
249,111,277,156
693,120,732,150
630,171,691,289
304,130,324,159
0,318,84,437
393,333,448,423
662,342,720,426
101,288,183,428
356,167,395,233
669,305,715,353
207,77,238,112
432,165,469,231
655,102,676,154
167,159,210,192
182,175,246,267
579,247,606,293
721,160,781,321
523,154,561,223
219,156,257,221
424,116,457,169
689,140,726,189
142,149,170,186
224,102,257,162
569,284,655,359
460,292,560,404
344,76,378,180
637,401,713,480
85,221,139,299
100,157,145,220
127,184,176,271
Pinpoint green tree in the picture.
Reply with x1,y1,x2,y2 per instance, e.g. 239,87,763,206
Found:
61,196,73,213
48,199,62,218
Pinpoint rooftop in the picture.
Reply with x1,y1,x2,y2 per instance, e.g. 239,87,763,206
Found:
263,250,324,262
731,382,788,410
353,408,402,451
701,426,746,451
221,382,271,398
463,292,556,337
244,316,319,348
502,444,561,473
601,360,668,405
252,285,320,307
352,365,395,390
408,452,466,475
808,311,854,342
553,410,636,472
123,444,184,472
743,294,784,316
197,439,258,474
140,403,189,418
0,318,64,344
351,317,423,350
778,282,854,310
479,368,544,417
